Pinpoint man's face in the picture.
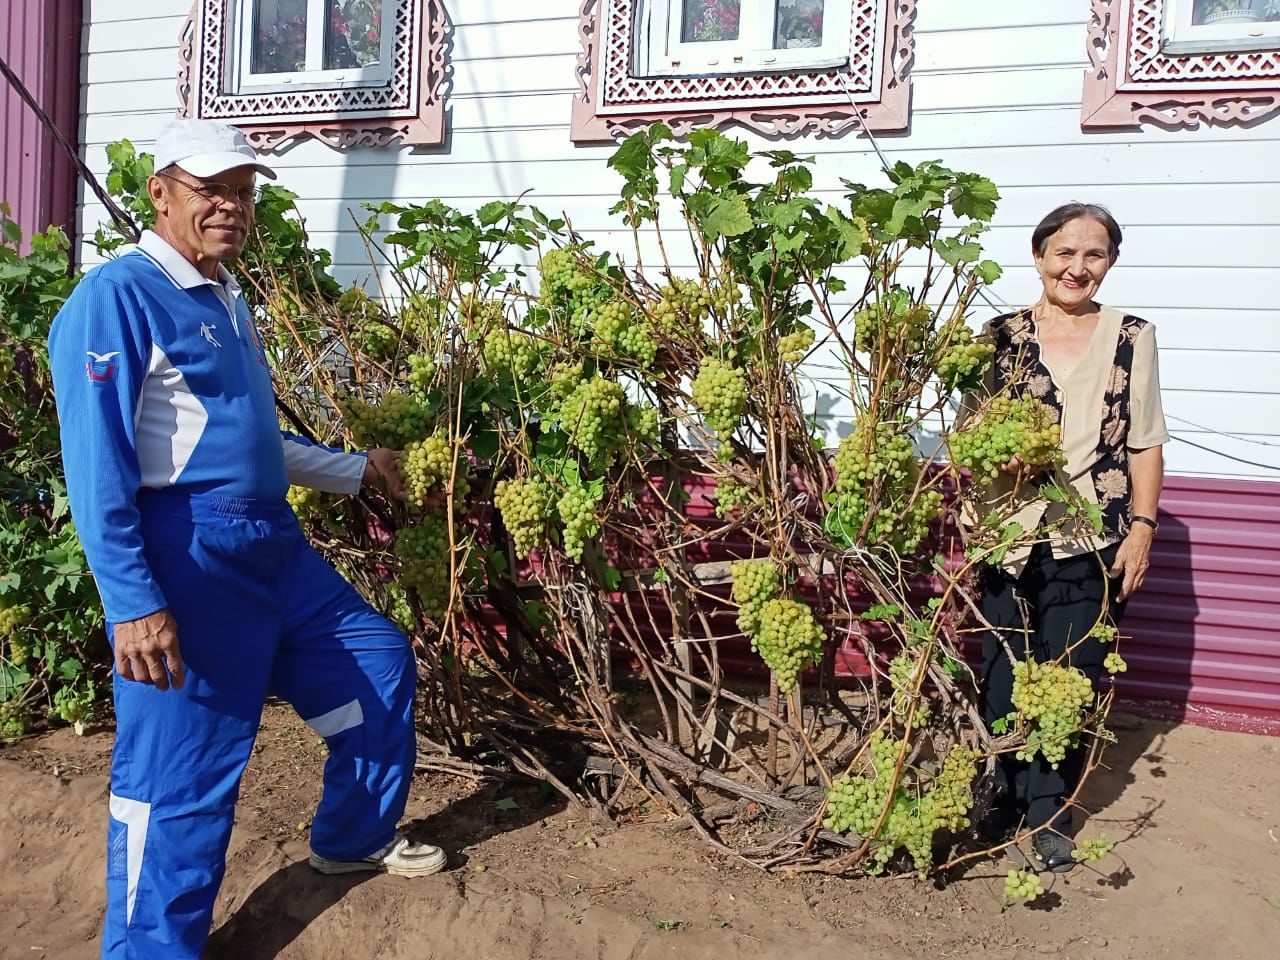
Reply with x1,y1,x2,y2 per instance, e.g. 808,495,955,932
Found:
148,166,256,272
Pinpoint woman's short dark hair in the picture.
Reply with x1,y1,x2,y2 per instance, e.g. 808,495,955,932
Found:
1032,203,1122,259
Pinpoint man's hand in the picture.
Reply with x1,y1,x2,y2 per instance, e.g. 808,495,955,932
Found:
998,454,1026,477
1109,525,1155,601
364,447,405,500
114,609,185,691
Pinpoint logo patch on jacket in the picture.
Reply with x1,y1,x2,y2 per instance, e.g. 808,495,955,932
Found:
85,351,119,383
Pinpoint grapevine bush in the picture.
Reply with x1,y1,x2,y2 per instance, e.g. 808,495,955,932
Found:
0,131,1125,889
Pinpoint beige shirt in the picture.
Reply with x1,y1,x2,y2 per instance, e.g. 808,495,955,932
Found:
965,305,1170,572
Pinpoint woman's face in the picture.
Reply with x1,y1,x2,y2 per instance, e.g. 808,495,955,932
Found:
1033,217,1116,313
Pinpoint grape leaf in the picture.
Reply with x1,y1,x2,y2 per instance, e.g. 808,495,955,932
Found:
701,195,753,240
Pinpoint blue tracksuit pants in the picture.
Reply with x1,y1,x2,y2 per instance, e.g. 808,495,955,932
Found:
102,491,415,959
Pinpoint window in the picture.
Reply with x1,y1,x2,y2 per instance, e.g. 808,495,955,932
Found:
1163,0,1280,54
178,0,448,149
637,0,854,76
234,0,396,93
1082,0,1280,130
572,0,914,144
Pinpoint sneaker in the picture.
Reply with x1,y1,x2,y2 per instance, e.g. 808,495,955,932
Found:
309,834,447,878
1031,830,1076,873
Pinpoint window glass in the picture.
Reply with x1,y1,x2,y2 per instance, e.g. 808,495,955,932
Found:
774,0,825,49
1192,0,1280,24
681,0,742,43
325,0,385,70
251,0,309,74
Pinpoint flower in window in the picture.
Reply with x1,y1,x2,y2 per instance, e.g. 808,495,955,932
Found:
777,0,825,48
688,0,742,42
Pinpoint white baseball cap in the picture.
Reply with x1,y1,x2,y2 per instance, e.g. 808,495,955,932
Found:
154,118,277,180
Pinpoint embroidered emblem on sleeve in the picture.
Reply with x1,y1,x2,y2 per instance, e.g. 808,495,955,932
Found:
86,351,120,383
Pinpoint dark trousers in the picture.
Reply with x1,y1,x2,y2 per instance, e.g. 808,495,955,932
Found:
979,541,1125,831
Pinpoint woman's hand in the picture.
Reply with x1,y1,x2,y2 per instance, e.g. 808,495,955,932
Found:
1109,525,1155,601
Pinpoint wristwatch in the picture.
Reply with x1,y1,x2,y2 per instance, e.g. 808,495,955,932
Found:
1131,514,1159,533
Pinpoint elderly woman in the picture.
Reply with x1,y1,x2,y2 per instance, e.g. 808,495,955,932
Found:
972,203,1169,872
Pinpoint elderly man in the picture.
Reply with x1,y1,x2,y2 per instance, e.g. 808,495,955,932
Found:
48,119,443,960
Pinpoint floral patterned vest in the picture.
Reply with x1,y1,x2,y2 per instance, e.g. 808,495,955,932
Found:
988,309,1149,542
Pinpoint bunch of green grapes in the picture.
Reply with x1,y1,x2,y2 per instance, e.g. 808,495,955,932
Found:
407,354,437,393
854,296,933,355
556,483,600,563
1072,834,1114,863
337,392,433,449
1,602,34,667
386,583,416,633
1011,659,1095,768
594,299,657,367
949,396,1063,480
0,601,32,639
918,745,978,836
934,320,995,391
885,746,979,870
394,515,453,621
399,434,469,504
396,293,442,339
752,597,824,693
1103,652,1128,674
827,735,979,871
286,484,322,517
559,376,628,466
777,325,815,364
652,279,710,337
338,286,398,357
495,475,554,558
713,476,754,518
483,325,545,382
458,294,505,331
0,701,28,741
885,652,931,726
0,344,13,382
691,358,747,441
1004,869,1044,903
53,681,94,726
545,360,586,411
708,276,743,315
729,558,781,635
625,403,660,447
824,732,899,835
1089,622,1118,644
832,418,942,554
539,248,609,331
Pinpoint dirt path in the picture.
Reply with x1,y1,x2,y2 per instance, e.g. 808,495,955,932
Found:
2,706,1277,959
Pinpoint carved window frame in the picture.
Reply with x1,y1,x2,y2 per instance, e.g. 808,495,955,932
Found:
177,0,449,150
1082,0,1280,129
571,0,917,143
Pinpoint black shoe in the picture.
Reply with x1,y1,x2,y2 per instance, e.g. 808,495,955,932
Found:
1031,831,1077,873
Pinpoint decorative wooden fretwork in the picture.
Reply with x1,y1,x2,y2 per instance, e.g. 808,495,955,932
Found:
571,0,916,142
177,0,448,149
1083,0,1280,129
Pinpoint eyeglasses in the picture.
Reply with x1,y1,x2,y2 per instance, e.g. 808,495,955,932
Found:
155,171,260,208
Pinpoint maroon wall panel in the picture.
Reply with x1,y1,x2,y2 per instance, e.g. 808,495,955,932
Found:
1,0,82,251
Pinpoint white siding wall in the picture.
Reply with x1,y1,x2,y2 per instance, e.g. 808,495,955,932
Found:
77,0,1280,481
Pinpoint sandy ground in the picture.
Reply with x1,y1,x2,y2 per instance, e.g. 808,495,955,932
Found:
1,705,1277,960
